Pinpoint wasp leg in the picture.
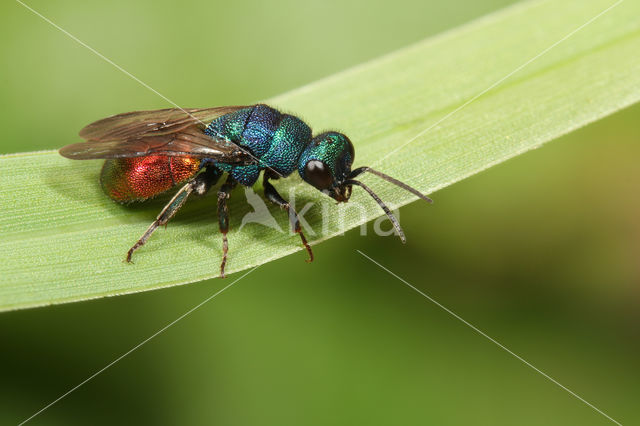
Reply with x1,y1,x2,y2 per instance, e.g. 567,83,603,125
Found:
126,168,221,263
217,176,238,278
262,174,314,263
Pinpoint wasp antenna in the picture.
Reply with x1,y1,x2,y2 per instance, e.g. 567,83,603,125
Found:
348,167,433,204
345,179,406,243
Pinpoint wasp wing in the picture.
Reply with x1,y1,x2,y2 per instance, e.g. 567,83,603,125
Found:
60,125,254,163
78,106,249,141
61,106,256,163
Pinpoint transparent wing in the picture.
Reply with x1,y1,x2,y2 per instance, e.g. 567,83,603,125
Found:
78,106,248,141
60,125,254,163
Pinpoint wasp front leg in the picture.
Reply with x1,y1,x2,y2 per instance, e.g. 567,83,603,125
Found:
126,167,221,263
217,176,238,278
262,174,313,263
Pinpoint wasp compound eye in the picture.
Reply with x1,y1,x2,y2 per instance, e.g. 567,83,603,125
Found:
304,160,333,190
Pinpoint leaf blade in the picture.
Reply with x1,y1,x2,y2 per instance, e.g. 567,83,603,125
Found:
1,0,639,311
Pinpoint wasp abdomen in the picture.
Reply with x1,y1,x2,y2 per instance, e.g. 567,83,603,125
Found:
101,156,201,202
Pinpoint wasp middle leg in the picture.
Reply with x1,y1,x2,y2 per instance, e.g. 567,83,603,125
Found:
217,175,238,278
262,173,313,263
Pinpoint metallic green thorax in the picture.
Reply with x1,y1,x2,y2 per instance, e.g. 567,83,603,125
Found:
204,105,353,188
204,104,312,185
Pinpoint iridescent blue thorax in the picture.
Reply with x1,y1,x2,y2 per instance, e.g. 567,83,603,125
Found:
204,104,312,186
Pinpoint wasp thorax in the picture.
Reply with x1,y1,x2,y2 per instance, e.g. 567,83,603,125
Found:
298,132,355,195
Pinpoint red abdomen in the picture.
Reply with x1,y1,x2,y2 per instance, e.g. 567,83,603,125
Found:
100,155,201,202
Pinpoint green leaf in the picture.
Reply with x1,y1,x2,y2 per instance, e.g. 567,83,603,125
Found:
1,0,639,312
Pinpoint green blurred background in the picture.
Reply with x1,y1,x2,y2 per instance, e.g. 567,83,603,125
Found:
1,0,638,425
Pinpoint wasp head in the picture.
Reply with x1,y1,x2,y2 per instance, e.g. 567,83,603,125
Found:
298,131,355,202
298,131,434,243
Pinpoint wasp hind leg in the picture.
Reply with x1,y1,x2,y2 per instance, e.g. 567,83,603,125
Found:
217,176,238,278
262,174,313,263
126,167,222,263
